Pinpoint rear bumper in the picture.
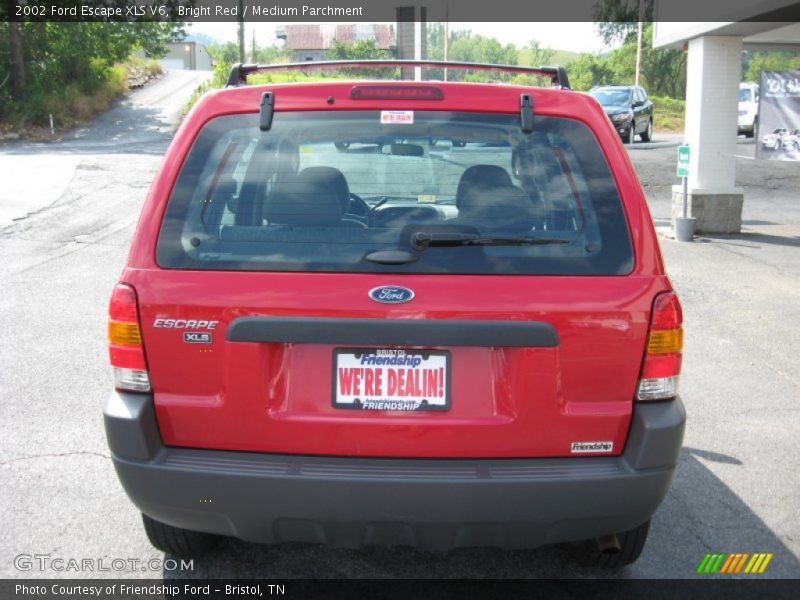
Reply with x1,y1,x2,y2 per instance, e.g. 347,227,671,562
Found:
105,393,685,550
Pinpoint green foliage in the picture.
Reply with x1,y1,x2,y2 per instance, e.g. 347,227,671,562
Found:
650,95,685,131
424,24,519,82
1,21,183,122
1,20,181,129
519,48,579,68
567,52,615,91
183,42,340,117
252,44,292,65
594,0,654,45
205,42,241,70
742,51,800,82
568,24,685,98
325,39,397,78
521,40,555,66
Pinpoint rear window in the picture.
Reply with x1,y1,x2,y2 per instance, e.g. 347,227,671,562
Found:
157,111,633,275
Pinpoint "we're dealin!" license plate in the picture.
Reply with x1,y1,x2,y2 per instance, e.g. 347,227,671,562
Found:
333,349,450,411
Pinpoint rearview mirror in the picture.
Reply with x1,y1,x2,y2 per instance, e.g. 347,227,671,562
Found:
390,143,424,157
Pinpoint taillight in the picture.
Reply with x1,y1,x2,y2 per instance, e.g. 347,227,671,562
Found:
637,291,683,401
108,283,150,393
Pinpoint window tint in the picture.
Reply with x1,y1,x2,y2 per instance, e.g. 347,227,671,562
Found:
157,111,633,275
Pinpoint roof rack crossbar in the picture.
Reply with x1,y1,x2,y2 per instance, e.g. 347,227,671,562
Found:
226,60,570,89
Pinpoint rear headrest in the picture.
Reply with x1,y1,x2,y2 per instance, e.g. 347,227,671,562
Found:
265,179,341,226
299,167,350,214
456,185,539,232
455,165,514,208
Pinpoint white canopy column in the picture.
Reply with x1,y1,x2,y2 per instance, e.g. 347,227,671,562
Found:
672,35,744,233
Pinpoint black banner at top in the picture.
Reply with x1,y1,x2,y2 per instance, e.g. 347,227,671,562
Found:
3,0,800,23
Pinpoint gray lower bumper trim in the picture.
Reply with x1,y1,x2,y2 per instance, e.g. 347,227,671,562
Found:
105,393,685,550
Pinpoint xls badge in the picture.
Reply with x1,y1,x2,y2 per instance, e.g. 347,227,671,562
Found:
183,332,212,344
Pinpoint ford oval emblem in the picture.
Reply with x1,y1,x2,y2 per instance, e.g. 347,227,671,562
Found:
369,285,415,304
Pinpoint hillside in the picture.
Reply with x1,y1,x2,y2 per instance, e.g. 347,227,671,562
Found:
518,48,580,67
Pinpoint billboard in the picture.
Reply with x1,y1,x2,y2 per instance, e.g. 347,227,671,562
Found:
756,70,800,162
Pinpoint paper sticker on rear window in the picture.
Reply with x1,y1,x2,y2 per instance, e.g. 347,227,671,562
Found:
381,111,414,124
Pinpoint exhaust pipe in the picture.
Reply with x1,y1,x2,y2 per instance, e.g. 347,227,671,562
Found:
596,533,621,554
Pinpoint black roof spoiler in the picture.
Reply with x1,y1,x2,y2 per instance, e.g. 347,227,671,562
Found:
226,60,570,90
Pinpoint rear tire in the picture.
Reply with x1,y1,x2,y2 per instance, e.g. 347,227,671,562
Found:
142,514,220,557
624,124,634,144
640,119,652,142
594,519,651,569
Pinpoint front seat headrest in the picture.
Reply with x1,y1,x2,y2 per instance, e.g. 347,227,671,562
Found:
299,166,350,215
456,185,539,233
455,165,514,209
265,179,341,226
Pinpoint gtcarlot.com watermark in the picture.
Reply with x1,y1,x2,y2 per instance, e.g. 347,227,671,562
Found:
14,553,193,573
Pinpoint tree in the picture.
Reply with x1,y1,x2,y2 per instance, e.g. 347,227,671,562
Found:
525,40,555,66
0,21,184,121
325,39,397,78
568,53,615,91
743,51,800,82
594,0,654,45
8,23,25,96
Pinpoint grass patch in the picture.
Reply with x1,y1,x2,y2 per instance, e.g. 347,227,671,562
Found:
651,95,685,132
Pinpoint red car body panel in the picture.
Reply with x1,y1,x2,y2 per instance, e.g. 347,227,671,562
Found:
121,81,670,459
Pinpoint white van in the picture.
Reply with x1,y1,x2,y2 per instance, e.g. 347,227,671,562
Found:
738,82,759,138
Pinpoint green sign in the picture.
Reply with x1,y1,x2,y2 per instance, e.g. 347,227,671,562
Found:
677,144,690,178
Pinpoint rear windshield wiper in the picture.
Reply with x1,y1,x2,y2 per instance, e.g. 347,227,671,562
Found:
411,231,571,250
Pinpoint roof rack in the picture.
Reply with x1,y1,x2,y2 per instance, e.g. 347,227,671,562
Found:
226,60,571,90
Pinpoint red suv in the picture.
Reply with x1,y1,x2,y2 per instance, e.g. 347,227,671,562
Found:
104,61,685,568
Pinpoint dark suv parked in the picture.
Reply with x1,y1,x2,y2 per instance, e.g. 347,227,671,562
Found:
590,85,654,143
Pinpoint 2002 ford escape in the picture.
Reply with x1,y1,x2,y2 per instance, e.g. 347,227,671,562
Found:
104,60,685,568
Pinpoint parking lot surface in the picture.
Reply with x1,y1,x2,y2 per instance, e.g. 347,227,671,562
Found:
1,75,798,578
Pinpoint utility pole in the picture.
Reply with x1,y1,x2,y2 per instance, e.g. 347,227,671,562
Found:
634,0,644,87
443,12,449,82
238,0,245,63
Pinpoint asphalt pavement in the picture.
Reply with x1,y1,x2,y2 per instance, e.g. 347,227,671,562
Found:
1,75,798,579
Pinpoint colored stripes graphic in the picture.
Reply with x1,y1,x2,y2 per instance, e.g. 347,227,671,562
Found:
697,552,773,574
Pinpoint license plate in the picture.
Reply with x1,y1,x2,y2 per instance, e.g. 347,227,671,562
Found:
333,349,450,411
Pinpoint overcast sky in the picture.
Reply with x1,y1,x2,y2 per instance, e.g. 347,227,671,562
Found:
187,22,609,53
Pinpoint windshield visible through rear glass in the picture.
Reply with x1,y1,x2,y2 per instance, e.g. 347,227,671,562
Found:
591,89,631,107
157,111,633,275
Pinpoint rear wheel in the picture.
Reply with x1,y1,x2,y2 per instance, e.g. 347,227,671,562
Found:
142,514,220,557
572,519,651,569
594,519,651,569
640,119,652,142
624,124,634,144
746,116,757,138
